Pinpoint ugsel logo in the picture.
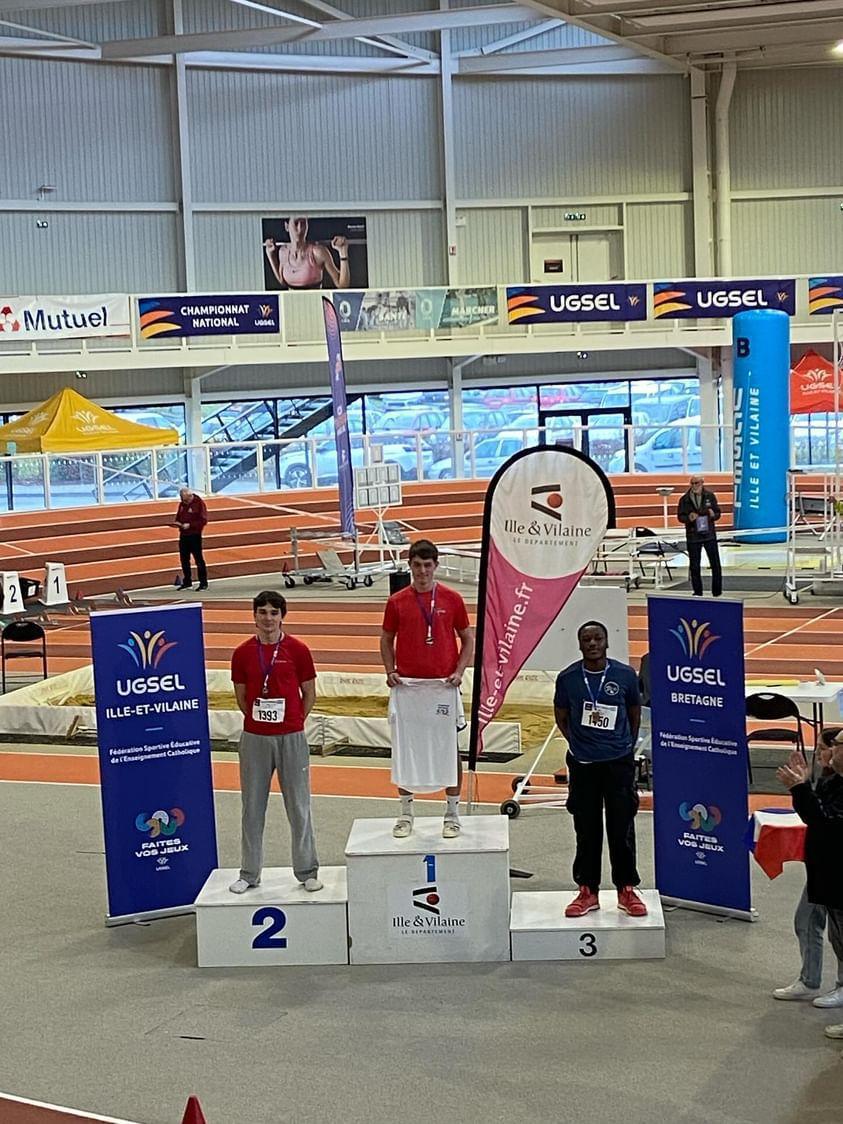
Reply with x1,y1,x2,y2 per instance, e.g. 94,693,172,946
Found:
116,629,185,697
667,617,724,687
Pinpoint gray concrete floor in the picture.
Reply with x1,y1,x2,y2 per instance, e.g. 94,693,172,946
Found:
2,782,843,1124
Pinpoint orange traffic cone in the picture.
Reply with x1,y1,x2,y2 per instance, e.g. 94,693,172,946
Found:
180,1096,208,1124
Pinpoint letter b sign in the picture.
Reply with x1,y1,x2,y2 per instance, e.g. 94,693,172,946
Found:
736,337,750,358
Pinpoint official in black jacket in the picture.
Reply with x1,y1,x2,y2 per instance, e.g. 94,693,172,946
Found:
676,475,722,597
779,732,843,1046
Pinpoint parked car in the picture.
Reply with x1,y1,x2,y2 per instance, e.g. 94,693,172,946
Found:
430,431,528,480
608,417,701,473
276,438,429,488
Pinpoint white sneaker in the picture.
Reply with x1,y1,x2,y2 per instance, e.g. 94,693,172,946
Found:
773,979,821,1001
814,986,843,1008
824,1023,843,1039
229,878,259,894
442,817,461,839
302,877,323,892
393,816,413,839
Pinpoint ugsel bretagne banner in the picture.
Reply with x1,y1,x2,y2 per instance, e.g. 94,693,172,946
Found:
468,447,615,768
91,603,217,925
648,596,751,919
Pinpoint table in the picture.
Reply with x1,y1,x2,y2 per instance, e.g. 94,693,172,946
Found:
745,681,843,743
747,809,806,879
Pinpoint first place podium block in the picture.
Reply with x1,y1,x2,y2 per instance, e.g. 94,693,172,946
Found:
194,867,348,967
510,890,665,961
346,816,511,964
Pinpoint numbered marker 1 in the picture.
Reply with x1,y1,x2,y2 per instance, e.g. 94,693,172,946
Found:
44,561,68,606
1,572,23,612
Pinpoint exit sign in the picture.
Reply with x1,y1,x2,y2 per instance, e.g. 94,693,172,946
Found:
564,211,587,221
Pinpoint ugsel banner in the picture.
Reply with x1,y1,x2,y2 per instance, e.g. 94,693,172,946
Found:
505,283,647,325
648,595,751,919
322,297,355,537
809,276,843,316
653,279,796,319
138,294,280,338
0,294,131,340
91,603,217,925
468,446,614,768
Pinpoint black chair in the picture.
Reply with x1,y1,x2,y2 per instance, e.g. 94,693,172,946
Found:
745,691,812,784
1,620,47,693
633,527,680,583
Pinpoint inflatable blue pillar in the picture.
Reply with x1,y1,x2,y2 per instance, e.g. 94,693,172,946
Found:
732,309,790,543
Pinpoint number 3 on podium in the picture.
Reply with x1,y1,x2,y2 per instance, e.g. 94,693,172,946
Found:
579,933,597,957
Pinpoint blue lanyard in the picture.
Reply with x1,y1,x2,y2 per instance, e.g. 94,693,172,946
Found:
256,637,282,696
582,662,609,706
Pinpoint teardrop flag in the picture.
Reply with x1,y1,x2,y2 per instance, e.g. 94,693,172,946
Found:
468,446,615,769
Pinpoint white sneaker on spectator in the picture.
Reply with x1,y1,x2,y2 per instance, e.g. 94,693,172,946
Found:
302,877,323,892
813,986,843,1008
823,1023,843,1039
773,979,820,1001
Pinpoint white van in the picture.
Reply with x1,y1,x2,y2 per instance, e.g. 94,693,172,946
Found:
609,416,701,473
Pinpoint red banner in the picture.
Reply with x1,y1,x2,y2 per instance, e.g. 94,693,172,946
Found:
468,446,614,768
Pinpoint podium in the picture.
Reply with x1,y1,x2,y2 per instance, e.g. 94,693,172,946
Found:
345,816,511,964
510,890,665,961
194,867,348,967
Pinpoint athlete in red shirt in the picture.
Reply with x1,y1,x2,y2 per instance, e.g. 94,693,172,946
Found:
380,539,474,839
228,590,321,894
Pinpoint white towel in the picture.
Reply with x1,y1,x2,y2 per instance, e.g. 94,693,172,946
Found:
388,678,465,793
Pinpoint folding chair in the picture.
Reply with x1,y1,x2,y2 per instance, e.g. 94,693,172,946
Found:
1,620,48,693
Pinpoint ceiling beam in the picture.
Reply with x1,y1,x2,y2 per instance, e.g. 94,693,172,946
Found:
520,0,690,71
185,49,438,74
656,18,843,53
101,5,538,59
627,1,843,32
458,17,565,57
294,0,438,61
0,0,129,7
459,43,645,71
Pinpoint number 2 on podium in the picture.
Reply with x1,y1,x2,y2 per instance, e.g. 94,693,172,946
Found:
252,906,288,949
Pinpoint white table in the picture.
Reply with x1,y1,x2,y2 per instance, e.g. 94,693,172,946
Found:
745,681,843,741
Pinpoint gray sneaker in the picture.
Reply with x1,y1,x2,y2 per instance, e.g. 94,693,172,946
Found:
393,816,413,839
229,878,259,894
442,817,461,839
773,979,820,1001
814,986,843,1008
824,1024,843,1039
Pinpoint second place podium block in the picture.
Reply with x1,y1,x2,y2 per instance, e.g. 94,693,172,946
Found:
345,815,511,964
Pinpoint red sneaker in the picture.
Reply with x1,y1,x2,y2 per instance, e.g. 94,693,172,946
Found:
617,886,648,917
565,886,600,918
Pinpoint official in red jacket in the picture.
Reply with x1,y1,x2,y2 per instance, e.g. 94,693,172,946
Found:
173,487,208,590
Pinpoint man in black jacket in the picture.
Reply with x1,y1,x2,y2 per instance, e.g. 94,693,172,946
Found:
778,732,843,1050
677,475,722,597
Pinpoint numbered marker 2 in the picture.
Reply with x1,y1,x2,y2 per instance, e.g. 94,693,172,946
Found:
1,572,23,611
252,906,288,950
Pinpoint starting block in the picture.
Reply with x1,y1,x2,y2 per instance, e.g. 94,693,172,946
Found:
194,866,349,967
510,889,665,961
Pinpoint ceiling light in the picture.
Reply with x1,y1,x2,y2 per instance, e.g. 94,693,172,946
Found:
834,40,843,55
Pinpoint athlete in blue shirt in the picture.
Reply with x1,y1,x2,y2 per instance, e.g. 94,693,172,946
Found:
554,620,647,918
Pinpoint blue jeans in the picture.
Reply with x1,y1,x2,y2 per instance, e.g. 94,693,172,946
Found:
796,884,843,989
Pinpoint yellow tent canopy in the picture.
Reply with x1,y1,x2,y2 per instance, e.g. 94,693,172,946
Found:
0,388,180,454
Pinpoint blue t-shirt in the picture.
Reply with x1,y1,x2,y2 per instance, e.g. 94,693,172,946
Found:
554,658,640,763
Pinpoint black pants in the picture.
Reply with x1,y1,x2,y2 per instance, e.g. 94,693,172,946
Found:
566,753,640,891
687,537,722,597
179,533,207,584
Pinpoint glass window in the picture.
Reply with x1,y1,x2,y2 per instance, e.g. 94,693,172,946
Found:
112,403,186,438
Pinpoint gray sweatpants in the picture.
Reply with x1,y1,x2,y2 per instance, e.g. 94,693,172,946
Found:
237,729,319,884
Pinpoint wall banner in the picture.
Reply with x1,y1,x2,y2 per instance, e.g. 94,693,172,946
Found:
648,595,752,919
468,446,615,768
0,295,130,340
505,283,647,324
335,287,499,332
262,215,368,291
653,279,796,319
417,287,498,330
91,603,218,925
808,276,843,316
138,295,279,338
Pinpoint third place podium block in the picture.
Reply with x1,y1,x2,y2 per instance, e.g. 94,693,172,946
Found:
195,867,348,967
346,816,511,964
510,890,665,961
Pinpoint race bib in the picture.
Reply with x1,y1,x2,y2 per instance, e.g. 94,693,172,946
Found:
252,697,286,724
583,701,618,731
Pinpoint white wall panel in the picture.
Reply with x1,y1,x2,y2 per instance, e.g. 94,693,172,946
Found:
457,208,526,284
202,357,448,395
0,213,181,293
733,199,843,276
625,203,693,279
532,204,620,227
194,209,444,290
0,58,174,202
0,1,161,41
0,368,183,408
188,70,441,203
731,71,843,191
454,77,690,199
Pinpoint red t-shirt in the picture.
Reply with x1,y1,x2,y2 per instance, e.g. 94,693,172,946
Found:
231,633,316,735
382,582,470,679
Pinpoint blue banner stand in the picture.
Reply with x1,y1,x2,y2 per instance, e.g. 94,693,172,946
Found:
648,594,756,922
91,603,218,926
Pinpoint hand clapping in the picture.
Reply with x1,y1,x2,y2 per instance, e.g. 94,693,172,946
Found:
776,749,809,789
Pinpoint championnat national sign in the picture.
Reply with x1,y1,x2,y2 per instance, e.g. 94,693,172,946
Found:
468,446,615,768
